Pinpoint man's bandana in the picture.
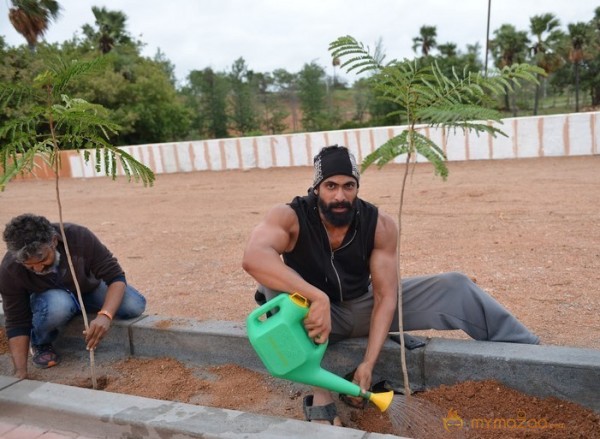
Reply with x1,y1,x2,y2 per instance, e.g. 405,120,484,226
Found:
312,145,360,190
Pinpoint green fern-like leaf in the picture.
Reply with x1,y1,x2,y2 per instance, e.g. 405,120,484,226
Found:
362,131,410,171
0,149,38,191
36,57,105,99
329,36,543,181
329,36,382,74
412,132,448,179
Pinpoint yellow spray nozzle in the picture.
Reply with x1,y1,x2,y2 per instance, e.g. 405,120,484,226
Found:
363,390,394,412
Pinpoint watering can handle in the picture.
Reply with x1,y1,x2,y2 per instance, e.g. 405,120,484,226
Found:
314,337,329,357
247,292,310,325
247,292,287,323
247,299,275,323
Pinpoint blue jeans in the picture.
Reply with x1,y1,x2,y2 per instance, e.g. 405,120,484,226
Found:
29,282,146,346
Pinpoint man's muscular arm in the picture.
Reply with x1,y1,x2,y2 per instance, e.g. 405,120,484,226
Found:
242,204,332,342
354,211,399,391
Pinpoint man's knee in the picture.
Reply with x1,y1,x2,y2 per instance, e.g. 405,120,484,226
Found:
436,272,473,290
32,289,75,315
256,285,281,302
116,287,146,319
31,290,75,331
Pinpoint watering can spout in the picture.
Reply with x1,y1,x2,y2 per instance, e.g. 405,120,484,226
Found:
364,389,394,412
286,367,394,412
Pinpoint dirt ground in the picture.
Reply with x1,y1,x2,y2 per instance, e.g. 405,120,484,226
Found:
1,155,599,437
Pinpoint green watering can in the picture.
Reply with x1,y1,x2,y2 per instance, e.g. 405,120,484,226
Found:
246,292,393,412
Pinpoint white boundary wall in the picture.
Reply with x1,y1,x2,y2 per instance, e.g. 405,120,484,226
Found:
53,111,599,179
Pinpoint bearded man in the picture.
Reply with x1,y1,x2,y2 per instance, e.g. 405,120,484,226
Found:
242,145,538,426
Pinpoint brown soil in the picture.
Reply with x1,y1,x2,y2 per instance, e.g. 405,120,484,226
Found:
1,156,599,438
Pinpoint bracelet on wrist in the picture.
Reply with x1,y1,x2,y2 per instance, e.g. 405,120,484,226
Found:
98,310,113,320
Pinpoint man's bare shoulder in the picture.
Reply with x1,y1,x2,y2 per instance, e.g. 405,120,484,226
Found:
258,203,299,235
376,209,397,228
249,203,299,253
264,203,296,221
374,210,398,245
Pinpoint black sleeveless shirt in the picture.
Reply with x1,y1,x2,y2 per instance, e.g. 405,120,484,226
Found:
284,193,379,303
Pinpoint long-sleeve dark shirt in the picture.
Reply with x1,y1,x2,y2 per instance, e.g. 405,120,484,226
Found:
0,223,126,339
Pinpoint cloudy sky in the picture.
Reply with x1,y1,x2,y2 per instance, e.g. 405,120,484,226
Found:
0,1,596,84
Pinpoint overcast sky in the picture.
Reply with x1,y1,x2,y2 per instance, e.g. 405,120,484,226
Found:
0,1,596,85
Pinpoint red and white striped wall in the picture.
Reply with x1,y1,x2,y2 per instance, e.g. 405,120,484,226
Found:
18,111,600,180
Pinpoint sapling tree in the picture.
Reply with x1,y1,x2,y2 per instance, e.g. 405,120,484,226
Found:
0,57,155,388
329,35,543,396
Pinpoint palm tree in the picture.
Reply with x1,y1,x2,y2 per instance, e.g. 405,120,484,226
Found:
529,13,564,114
8,0,61,52
566,22,591,112
82,6,131,54
412,25,437,57
490,24,530,115
437,42,458,58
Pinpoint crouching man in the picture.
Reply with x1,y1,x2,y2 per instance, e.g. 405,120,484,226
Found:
1,213,146,378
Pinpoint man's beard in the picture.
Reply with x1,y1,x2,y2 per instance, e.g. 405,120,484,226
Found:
317,197,356,227
34,251,61,276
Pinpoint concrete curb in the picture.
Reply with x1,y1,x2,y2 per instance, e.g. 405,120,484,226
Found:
1,312,599,438
42,314,600,411
0,376,401,439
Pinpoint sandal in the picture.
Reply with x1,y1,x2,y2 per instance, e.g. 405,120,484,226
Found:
371,379,404,394
389,333,426,350
303,395,340,425
338,393,367,409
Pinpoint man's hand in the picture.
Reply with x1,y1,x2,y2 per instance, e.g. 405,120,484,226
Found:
353,361,374,392
8,335,30,380
83,314,111,350
341,362,375,408
303,295,331,343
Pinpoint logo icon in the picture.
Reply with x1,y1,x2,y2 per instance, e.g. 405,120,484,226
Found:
443,408,464,431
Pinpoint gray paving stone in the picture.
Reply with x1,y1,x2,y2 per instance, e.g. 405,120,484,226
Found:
0,379,405,439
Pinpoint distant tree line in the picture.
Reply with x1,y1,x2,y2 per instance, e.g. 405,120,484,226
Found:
2,2,600,147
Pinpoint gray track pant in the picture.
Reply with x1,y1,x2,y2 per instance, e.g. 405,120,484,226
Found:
259,272,539,345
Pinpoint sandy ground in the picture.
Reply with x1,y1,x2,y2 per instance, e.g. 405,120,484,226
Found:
1,155,599,437
1,155,598,348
